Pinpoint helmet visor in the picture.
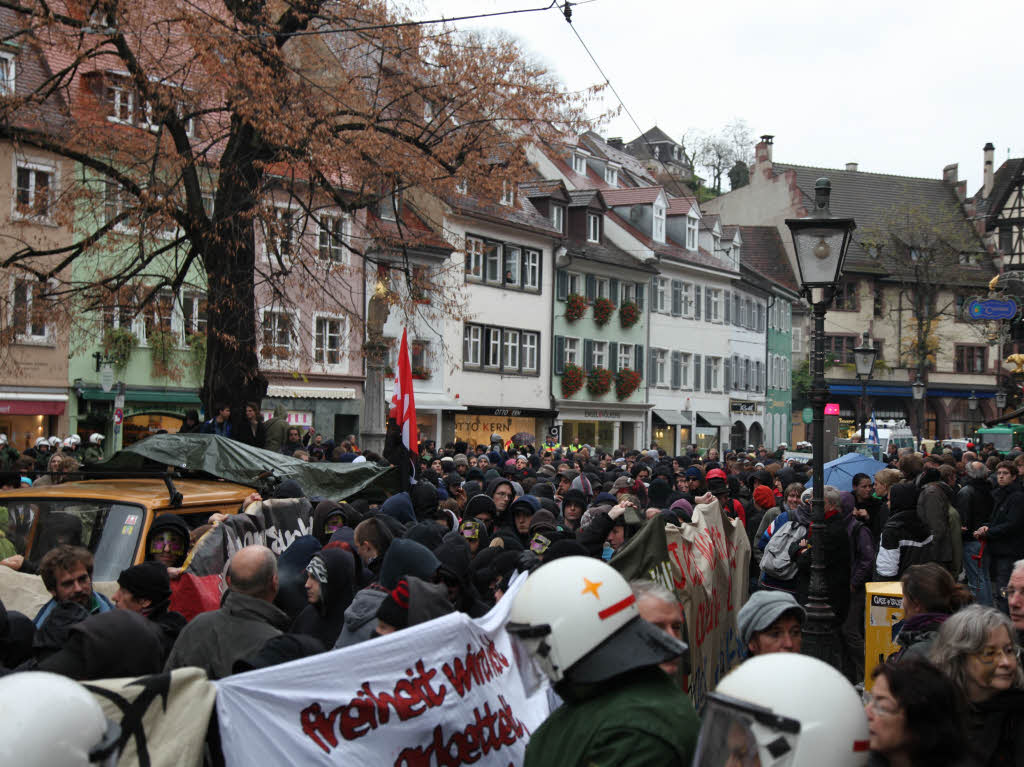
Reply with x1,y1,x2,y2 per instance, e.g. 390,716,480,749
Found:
692,694,800,767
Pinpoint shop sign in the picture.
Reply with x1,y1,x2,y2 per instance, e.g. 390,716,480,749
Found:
582,409,621,418
262,410,313,427
729,400,760,415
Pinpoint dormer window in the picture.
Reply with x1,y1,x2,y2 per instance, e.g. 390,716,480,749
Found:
604,166,618,186
500,181,514,207
653,201,666,243
0,52,15,96
686,214,698,250
712,234,721,253
572,154,587,175
551,204,565,233
587,213,600,243
455,179,468,195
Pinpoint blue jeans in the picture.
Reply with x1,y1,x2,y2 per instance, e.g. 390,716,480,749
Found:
963,539,993,607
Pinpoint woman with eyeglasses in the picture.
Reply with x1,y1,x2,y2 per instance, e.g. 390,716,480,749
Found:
864,659,969,767
930,604,1024,766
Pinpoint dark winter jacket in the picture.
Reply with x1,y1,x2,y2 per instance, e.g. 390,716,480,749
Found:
966,688,1024,767
164,590,290,679
917,478,955,566
986,480,1024,560
887,611,948,663
378,538,440,590
333,585,388,648
274,535,322,620
233,418,266,449
875,508,934,579
433,540,489,618
36,609,163,681
956,477,994,541
794,510,851,624
290,547,356,648
843,505,877,590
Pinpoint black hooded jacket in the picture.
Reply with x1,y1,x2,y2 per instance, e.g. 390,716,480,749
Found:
433,540,489,618
36,610,164,681
291,547,357,648
146,514,192,567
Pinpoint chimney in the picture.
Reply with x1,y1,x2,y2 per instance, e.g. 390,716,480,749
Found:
845,162,858,172
756,134,774,166
942,163,958,184
607,137,624,150
983,142,995,199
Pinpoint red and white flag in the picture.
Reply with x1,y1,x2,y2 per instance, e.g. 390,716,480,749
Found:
389,328,418,455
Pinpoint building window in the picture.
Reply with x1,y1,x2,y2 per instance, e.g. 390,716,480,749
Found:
567,271,583,296
833,280,859,311
680,352,691,388
503,330,520,369
523,249,540,290
710,357,722,391
823,334,856,364
572,154,587,174
874,291,884,318
522,332,539,372
14,163,52,219
463,325,482,367
653,201,666,243
592,340,607,369
955,344,987,373
317,215,349,263
0,52,15,95
564,337,579,366
180,291,207,339
656,277,669,313
410,264,431,303
314,316,345,366
262,311,293,361
604,166,618,186
792,326,802,353
486,328,501,368
595,277,610,300
588,213,601,243
411,340,429,375
142,290,175,342
622,283,636,305
503,246,521,287
551,204,565,233
466,236,484,281
11,279,47,340
618,344,633,371
106,80,134,123
484,241,501,284
265,207,294,261
686,214,698,250
654,348,668,386
455,179,468,195
709,288,721,322
500,181,515,207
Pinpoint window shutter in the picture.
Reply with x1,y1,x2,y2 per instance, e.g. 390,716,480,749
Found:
585,275,597,302
671,351,681,389
556,269,568,301
724,357,732,392
745,359,751,390
705,359,712,391
636,283,645,311
671,280,682,316
462,327,470,364
609,278,619,306
705,289,712,322
609,341,618,373
694,354,702,391
734,294,741,326
650,348,658,384
584,339,594,373
635,344,644,378
724,290,731,323
694,285,702,320
554,335,565,375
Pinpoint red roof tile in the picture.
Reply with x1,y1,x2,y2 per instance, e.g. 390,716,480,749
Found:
666,196,697,216
602,187,665,207
737,226,799,293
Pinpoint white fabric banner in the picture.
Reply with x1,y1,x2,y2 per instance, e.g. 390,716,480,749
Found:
215,576,550,766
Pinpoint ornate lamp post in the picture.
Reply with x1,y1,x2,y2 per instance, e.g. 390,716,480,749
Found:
854,332,877,442
912,377,926,451
785,178,855,667
996,389,1008,411
967,391,978,436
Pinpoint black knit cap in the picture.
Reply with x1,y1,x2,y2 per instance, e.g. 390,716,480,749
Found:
376,579,411,630
117,561,172,605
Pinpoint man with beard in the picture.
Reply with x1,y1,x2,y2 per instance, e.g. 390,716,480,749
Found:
34,546,113,629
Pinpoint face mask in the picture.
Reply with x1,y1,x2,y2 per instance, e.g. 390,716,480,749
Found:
530,534,551,555
324,515,343,534
149,531,185,555
459,523,479,541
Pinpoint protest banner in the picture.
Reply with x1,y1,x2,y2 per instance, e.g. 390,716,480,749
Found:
216,576,550,767
611,498,750,711
184,497,313,577
85,667,216,767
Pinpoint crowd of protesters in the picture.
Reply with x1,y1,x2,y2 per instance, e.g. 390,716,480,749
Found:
2,428,1024,765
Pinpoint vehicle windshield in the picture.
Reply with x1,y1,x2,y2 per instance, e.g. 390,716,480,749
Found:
11,499,146,582
989,432,1014,453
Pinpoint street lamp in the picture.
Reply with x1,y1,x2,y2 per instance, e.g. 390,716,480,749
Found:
996,389,1008,410
785,177,855,668
912,377,926,451
854,332,877,442
968,391,978,436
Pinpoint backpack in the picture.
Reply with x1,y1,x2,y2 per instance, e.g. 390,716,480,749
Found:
760,520,806,580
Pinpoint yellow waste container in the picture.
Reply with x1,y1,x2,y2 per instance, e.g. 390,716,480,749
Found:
864,581,904,689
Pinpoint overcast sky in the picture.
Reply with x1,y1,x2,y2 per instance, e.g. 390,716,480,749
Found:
411,0,1023,194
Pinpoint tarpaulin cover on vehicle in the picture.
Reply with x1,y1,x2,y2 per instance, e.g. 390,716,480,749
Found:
94,433,397,500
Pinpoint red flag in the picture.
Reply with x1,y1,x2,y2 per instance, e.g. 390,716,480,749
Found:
389,328,419,455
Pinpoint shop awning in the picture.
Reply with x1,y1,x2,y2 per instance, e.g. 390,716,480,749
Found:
697,411,731,427
266,385,356,400
79,387,201,404
0,392,67,416
386,391,466,411
653,409,691,426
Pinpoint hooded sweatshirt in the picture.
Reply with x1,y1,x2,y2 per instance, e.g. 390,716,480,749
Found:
334,539,440,648
263,404,290,453
291,547,357,647
379,493,417,526
36,609,163,681
274,535,322,620
409,483,440,521
433,540,489,618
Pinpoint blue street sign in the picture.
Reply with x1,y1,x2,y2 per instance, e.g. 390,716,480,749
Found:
967,297,1018,320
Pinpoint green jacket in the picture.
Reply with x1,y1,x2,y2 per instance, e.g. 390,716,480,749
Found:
524,667,699,767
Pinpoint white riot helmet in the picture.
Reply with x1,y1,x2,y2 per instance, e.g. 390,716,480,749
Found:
89,433,105,445
48,436,60,448
0,671,122,766
70,434,82,446
34,437,48,449
507,556,686,685
62,438,75,450
0,433,7,445
692,653,869,767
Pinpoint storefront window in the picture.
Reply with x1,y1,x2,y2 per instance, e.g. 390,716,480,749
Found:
454,414,540,447
123,412,186,446
562,420,614,449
